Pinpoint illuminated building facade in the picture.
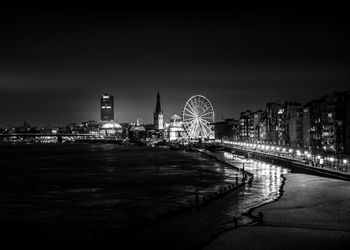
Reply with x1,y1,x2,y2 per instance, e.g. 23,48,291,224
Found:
252,110,263,141
234,91,350,155
239,110,254,141
168,114,184,141
100,121,122,135
265,102,286,145
153,91,164,130
285,102,304,147
100,93,114,121
304,91,350,155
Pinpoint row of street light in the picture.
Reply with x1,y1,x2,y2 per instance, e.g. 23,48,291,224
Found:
217,140,348,171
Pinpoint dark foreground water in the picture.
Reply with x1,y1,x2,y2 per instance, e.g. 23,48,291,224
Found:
0,144,290,248
0,144,237,240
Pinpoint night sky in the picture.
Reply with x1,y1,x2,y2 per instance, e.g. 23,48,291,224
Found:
0,7,349,127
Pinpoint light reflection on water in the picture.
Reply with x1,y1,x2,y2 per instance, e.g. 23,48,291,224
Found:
133,151,292,249
0,144,292,246
220,152,291,214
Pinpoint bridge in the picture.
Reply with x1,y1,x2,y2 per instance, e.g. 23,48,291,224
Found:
0,133,105,143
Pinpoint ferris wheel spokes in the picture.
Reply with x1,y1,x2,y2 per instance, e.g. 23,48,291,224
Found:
182,95,215,140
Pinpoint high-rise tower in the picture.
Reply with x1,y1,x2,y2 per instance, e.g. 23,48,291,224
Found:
153,91,164,130
100,93,114,121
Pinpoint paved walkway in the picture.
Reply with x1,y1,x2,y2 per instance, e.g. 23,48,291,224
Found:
225,145,350,178
204,173,350,250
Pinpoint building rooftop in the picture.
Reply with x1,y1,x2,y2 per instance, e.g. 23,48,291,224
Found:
101,121,122,129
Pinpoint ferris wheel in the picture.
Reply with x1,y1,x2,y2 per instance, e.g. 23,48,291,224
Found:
182,95,215,140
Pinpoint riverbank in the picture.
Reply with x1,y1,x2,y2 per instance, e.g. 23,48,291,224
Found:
204,173,350,250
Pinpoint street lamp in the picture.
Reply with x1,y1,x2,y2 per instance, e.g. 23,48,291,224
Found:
343,159,348,172
330,157,335,169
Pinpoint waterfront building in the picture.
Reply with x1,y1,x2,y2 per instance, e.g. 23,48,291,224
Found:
303,91,350,155
82,120,100,134
100,93,114,121
168,114,184,141
265,102,286,145
302,106,311,149
239,110,254,141
153,91,164,131
266,103,279,143
100,121,122,136
252,110,263,141
304,99,323,152
339,91,350,155
258,111,268,142
320,91,350,155
213,118,239,141
230,90,349,158
128,121,146,141
277,105,287,145
285,102,304,147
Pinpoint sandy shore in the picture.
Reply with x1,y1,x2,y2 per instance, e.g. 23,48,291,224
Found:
205,173,350,250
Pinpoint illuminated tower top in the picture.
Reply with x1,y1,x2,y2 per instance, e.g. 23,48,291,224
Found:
100,93,114,121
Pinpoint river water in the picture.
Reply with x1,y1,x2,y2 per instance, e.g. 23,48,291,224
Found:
130,151,291,249
0,144,290,248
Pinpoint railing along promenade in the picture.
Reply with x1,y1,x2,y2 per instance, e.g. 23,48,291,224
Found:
219,141,350,181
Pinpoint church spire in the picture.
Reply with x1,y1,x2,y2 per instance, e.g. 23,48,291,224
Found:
155,90,162,114
153,90,164,130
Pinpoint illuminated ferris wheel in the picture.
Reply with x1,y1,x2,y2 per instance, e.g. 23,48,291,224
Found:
182,95,215,140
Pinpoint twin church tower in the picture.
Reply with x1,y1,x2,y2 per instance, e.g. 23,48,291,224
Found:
100,91,164,130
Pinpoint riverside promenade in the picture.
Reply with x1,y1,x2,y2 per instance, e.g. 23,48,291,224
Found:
204,145,350,250
222,144,350,181
205,173,350,250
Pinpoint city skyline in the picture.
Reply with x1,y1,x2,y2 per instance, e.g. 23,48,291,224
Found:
0,7,349,127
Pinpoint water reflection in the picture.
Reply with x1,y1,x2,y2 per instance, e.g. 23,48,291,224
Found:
134,151,292,249
219,152,291,213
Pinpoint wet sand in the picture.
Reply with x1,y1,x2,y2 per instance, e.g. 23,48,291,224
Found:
205,173,350,250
